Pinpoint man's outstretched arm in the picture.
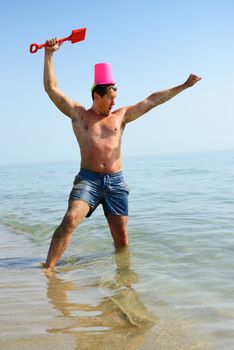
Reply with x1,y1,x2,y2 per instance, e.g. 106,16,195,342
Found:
44,38,80,118
123,74,201,124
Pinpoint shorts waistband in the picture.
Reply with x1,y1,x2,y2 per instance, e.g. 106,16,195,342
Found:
79,168,123,179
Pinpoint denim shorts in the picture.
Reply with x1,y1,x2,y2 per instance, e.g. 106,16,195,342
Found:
69,168,130,217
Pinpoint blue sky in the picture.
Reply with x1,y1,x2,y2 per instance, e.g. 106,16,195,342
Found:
1,0,233,164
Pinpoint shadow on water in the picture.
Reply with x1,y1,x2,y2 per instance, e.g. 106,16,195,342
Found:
45,248,158,350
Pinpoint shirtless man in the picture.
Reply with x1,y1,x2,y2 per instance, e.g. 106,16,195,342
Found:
43,38,201,269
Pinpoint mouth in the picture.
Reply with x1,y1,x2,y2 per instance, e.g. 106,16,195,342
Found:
101,110,110,116
101,107,112,116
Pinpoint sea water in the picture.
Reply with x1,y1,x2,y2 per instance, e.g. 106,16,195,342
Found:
0,150,234,349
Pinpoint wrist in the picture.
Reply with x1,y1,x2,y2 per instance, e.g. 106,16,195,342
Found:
44,48,53,55
182,82,189,90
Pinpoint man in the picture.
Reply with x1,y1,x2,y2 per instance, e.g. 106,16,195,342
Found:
43,38,201,269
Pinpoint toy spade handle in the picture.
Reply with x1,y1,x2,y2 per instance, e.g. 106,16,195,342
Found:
29,37,70,54
30,43,43,54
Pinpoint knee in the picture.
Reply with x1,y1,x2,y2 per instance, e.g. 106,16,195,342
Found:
61,210,79,233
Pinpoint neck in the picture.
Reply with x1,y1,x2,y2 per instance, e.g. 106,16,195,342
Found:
89,104,109,117
89,105,98,115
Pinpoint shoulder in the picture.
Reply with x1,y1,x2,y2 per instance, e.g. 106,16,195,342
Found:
71,105,88,120
111,107,127,125
112,107,127,119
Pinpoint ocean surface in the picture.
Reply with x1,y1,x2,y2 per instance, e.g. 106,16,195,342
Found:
0,150,234,349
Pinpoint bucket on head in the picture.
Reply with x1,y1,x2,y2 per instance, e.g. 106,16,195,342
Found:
94,63,116,85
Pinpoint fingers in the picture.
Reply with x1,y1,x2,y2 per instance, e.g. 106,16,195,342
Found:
190,74,202,83
46,37,58,47
45,37,62,52
185,74,202,87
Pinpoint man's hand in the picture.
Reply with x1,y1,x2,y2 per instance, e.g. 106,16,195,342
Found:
45,38,62,52
184,74,202,88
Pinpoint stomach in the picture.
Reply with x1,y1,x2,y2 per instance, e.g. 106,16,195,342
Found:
79,143,123,173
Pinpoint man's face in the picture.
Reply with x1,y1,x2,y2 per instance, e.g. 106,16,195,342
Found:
98,87,117,116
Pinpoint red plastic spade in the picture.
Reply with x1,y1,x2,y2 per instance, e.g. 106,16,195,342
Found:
30,28,86,54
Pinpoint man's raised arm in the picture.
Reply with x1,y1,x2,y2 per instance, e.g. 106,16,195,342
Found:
44,38,80,118
124,74,201,124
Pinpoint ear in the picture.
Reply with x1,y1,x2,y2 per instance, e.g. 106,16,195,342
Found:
94,92,103,101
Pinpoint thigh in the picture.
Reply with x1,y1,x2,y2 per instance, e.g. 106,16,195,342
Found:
103,188,129,216
63,200,90,228
106,215,129,248
102,174,129,217
69,172,103,217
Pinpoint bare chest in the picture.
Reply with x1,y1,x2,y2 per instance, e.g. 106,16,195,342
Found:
72,114,124,142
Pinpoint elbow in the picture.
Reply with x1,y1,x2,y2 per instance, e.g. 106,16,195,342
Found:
44,80,50,93
44,84,49,94
43,77,57,94
44,83,55,96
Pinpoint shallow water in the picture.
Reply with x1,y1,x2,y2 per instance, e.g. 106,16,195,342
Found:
1,151,234,349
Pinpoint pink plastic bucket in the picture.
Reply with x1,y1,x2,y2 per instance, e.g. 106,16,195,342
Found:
94,63,115,85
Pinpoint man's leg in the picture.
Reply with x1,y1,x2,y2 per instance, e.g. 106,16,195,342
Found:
106,215,129,249
44,200,90,269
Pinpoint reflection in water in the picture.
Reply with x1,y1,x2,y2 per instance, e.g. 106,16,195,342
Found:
45,248,158,349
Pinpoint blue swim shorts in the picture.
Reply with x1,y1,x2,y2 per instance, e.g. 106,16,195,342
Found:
69,168,130,217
